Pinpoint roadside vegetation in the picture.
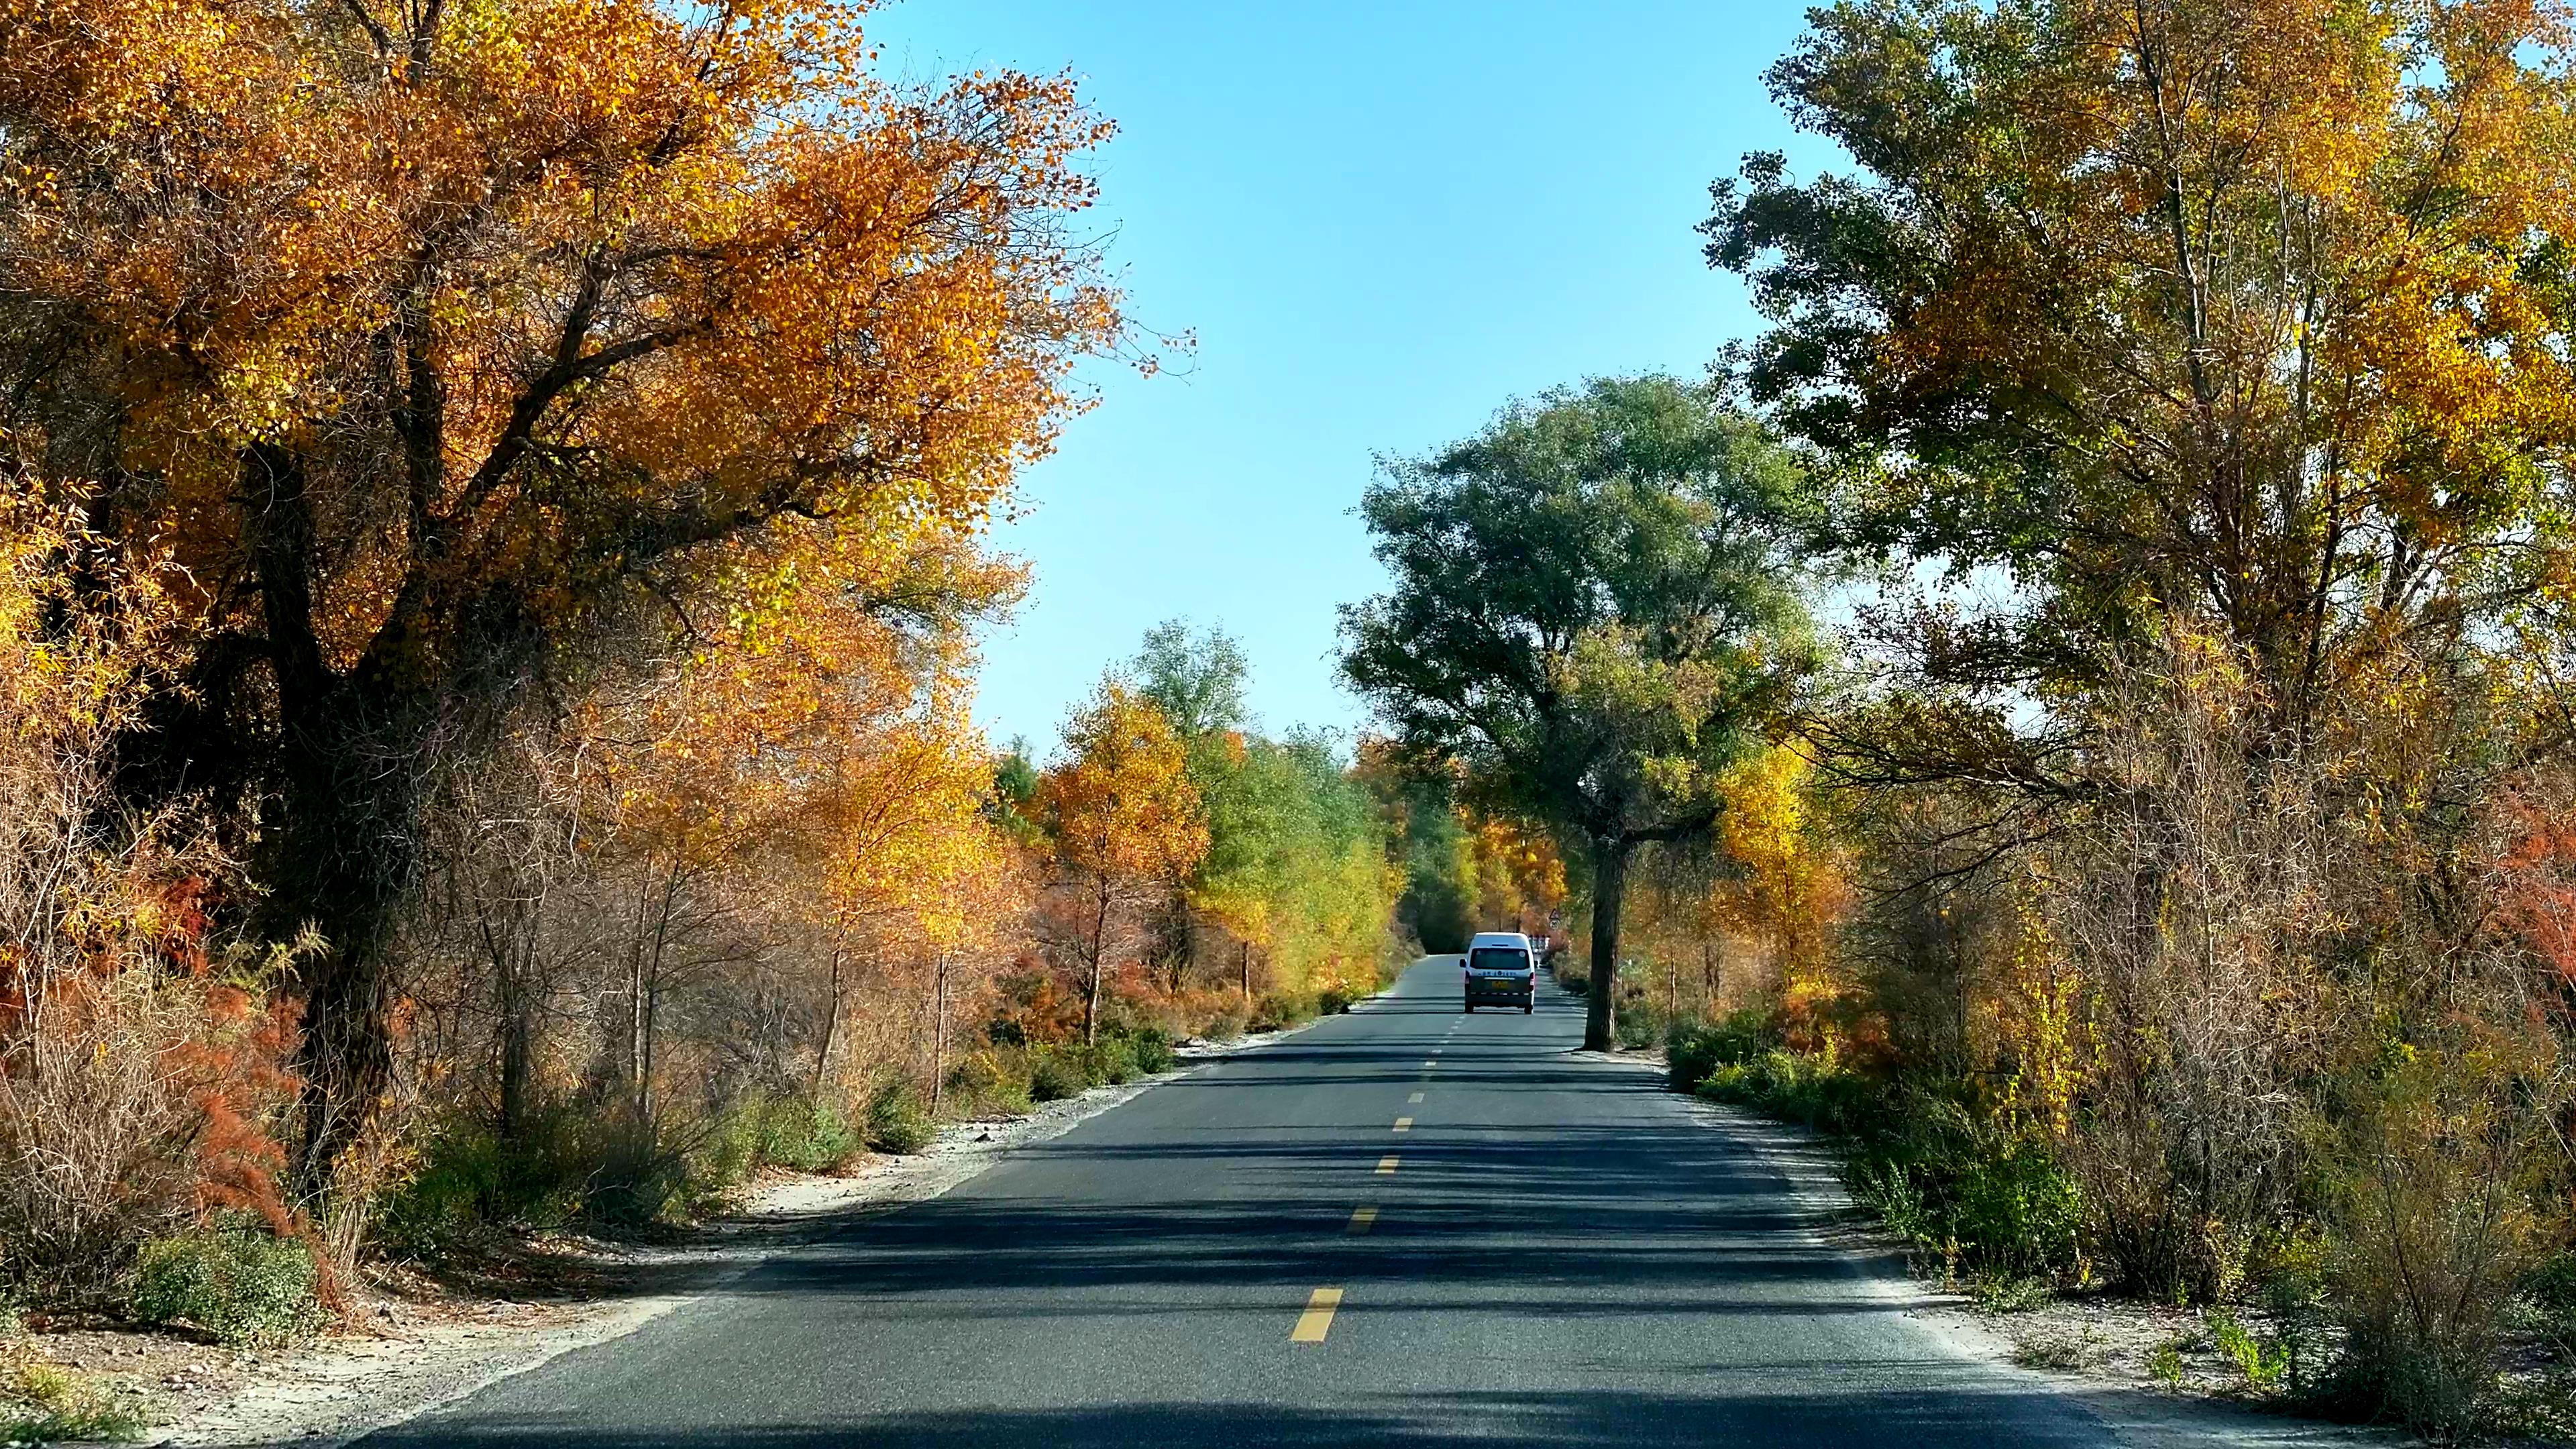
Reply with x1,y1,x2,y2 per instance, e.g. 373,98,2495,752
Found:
1338,0,2576,1438
0,5,1576,1424
15,0,2576,1444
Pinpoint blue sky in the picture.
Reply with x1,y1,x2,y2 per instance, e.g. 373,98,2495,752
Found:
864,1,1836,753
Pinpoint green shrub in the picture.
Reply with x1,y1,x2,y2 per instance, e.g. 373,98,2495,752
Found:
1695,1053,2085,1284
1613,981,1680,1049
1972,1271,2055,1313
2204,1308,2290,1393
864,1080,934,1154
1318,988,1352,1016
1089,1038,1139,1085
2314,1040,2553,1433
752,1096,861,1172
1028,1049,1087,1103
1123,1027,1176,1075
979,1074,1034,1116
1665,1009,1775,1090
1695,1044,1880,1134
372,1111,601,1258
127,1223,324,1346
943,1051,1033,1116
585,1117,694,1226
1839,1100,2082,1283
2148,1337,2188,1390
1250,991,1313,1032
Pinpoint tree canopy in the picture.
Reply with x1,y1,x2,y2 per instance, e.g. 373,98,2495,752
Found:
1707,0,2576,777
0,0,1124,1191
1340,374,1821,1048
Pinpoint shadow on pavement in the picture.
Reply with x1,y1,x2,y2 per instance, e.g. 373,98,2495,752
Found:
360,1381,2123,1449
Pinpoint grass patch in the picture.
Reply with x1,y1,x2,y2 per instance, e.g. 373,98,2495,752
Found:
1,1356,146,1444
1973,1272,2056,1314
863,1081,934,1155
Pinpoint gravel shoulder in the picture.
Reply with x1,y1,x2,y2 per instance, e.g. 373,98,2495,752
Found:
23,1014,1343,1449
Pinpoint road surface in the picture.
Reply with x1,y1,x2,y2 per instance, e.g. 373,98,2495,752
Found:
366,955,2130,1448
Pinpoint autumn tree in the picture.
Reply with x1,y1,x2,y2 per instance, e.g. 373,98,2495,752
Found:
1704,3,2576,1407
1342,376,1821,1050
1036,682,1208,1043
1707,0,2576,782
0,481,303,1288
0,0,1123,1195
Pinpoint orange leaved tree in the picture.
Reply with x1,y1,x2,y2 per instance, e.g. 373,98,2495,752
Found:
0,0,1122,1193
1036,683,1208,1044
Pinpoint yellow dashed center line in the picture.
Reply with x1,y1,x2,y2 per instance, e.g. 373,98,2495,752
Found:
1291,1287,1343,1343
1376,1155,1401,1175
1346,1205,1377,1234
1393,1117,1412,1132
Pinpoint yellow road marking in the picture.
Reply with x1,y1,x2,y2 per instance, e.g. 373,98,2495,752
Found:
1291,1287,1343,1342
1376,1154,1401,1174
1393,1117,1412,1132
1346,1205,1377,1234
1409,1091,1424,1104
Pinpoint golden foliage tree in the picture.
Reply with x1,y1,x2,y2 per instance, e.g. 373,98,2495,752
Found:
1714,0,2576,777
1038,683,1208,1044
0,0,1123,1191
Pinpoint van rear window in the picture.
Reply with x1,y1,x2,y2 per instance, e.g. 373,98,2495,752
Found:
1469,947,1530,973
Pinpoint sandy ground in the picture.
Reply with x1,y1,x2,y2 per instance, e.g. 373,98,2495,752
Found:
13,1014,1338,1449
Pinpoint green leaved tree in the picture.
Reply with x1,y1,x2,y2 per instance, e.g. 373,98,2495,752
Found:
1340,376,1821,1050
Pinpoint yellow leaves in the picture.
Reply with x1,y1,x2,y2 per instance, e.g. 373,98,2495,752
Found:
0,480,182,747
1038,681,1208,885
1707,745,1853,1026
0,0,1118,686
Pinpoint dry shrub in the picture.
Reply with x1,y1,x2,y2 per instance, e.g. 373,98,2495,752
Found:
2039,629,2337,1299
0,484,305,1297
2316,1022,2563,1432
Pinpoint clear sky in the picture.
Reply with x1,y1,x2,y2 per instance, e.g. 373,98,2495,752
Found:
863,1,1839,753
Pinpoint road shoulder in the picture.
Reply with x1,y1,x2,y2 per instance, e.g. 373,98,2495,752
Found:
117,1011,1360,1449
1582,1044,2408,1449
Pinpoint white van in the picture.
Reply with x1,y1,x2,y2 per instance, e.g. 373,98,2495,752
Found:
1460,932,1537,1013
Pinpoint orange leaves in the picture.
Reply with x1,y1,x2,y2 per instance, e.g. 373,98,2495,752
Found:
1734,0,2576,720
1038,682,1209,888
0,0,1121,698
580,515,1026,959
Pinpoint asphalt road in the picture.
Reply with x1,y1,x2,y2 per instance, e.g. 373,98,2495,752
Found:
365,956,2127,1448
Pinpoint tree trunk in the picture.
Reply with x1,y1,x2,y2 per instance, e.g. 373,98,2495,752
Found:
1584,837,1630,1052
1239,938,1251,1006
930,950,951,1117
812,946,845,1097
273,713,419,1201
496,952,533,1140
1083,876,1111,1046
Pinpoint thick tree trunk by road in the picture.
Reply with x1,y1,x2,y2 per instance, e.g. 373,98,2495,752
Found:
1585,838,1630,1052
